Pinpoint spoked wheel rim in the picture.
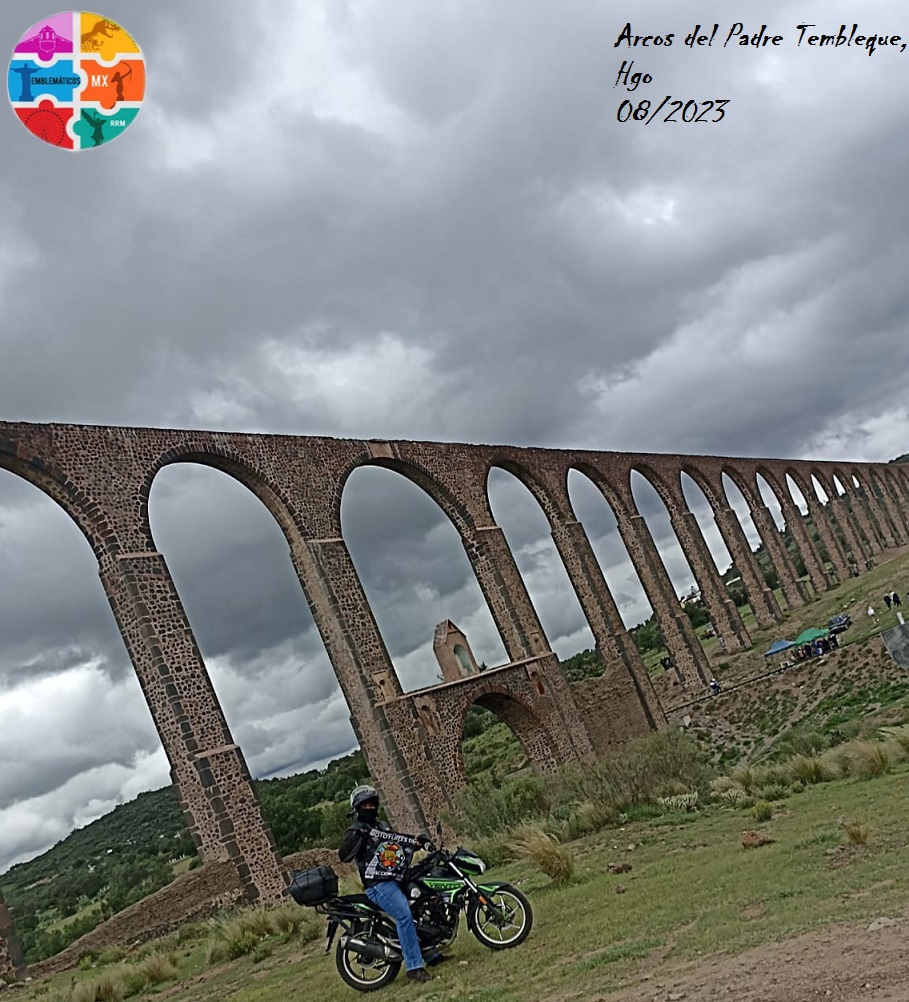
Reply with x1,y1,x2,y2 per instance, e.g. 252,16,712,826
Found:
336,942,401,991
473,888,530,946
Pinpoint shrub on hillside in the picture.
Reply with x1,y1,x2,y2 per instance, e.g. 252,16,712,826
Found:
549,729,712,816
751,801,773,823
717,787,752,808
452,774,548,838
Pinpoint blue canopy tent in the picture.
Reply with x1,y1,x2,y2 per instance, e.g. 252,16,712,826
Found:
764,639,796,658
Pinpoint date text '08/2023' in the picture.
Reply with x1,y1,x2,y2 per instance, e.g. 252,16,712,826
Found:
617,98,729,124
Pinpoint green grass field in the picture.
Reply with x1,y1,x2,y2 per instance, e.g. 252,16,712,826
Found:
22,755,909,1002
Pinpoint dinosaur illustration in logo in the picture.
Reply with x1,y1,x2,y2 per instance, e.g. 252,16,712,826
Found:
81,20,117,51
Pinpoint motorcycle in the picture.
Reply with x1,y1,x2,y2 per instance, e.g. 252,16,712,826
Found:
290,827,533,992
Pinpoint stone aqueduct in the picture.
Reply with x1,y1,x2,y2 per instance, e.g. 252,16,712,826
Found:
1,420,908,977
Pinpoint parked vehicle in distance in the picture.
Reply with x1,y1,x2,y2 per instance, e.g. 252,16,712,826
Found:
827,614,852,634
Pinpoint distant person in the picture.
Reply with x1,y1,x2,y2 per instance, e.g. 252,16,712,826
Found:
884,593,892,610
892,591,902,608
709,678,721,695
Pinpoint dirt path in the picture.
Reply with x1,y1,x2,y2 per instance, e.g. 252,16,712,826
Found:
601,914,909,1002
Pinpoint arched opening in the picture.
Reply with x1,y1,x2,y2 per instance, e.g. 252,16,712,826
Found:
786,475,809,516
756,473,786,532
147,463,360,859
459,702,527,789
486,467,593,661
721,472,779,598
453,644,473,673
786,473,832,576
756,472,810,592
679,470,743,632
458,690,558,795
148,463,350,773
829,472,865,567
565,469,659,668
340,465,506,693
811,475,830,505
630,469,711,650
0,471,166,967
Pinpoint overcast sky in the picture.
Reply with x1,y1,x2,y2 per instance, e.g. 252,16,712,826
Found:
1,0,908,875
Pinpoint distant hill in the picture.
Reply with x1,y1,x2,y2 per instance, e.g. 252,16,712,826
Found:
0,710,520,965
889,454,909,464
1,749,368,963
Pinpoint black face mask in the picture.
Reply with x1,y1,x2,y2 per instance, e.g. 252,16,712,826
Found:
357,806,378,824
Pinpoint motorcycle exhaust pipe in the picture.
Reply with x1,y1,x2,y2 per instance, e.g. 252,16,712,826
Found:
340,935,402,963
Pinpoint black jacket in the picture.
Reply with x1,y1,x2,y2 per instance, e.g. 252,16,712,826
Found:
339,820,423,888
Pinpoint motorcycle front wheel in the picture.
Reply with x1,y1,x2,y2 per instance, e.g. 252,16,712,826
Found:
467,884,533,949
335,940,401,992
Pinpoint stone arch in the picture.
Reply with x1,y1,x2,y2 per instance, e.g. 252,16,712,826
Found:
721,464,803,609
564,463,710,685
569,461,633,521
451,687,563,788
141,443,314,548
145,462,340,764
565,467,650,627
870,467,906,544
628,465,703,607
0,466,132,982
486,464,594,659
486,457,566,526
0,446,110,559
678,471,734,573
341,454,479,538
828,467,872,567
754,467,786,530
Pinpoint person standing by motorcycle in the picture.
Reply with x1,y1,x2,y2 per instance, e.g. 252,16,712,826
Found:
338,785,436,984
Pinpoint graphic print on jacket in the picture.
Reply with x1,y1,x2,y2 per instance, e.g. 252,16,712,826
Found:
362,828,422,882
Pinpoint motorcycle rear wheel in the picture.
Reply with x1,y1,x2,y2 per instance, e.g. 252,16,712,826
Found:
467,884,533,949
335,940,401,992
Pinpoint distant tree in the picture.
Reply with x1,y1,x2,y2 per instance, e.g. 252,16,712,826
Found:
683,599,710,629
630,615,664,655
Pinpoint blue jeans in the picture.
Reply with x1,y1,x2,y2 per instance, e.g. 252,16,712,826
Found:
365,881,424,971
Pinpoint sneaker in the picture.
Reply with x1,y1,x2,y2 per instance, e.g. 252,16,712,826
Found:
406,968,433,983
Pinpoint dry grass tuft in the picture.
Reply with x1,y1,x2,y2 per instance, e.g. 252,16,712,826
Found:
135,950,179,984
788,754,835,786
512,822,575,884
847,740,893,779
841,819,871,845
71,971,126,1002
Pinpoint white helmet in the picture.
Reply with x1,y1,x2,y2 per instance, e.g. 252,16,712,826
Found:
350,785,379,811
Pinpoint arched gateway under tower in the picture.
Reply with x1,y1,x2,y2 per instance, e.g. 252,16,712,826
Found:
1,421,905,979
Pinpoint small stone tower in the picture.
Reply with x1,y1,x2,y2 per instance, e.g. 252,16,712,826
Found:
433,621,481,683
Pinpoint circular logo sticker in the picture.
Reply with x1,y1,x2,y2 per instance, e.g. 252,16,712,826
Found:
7,11,145,150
